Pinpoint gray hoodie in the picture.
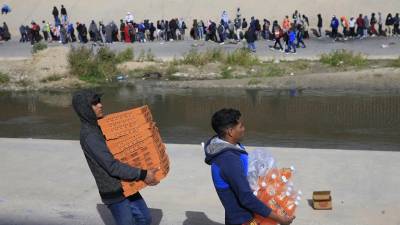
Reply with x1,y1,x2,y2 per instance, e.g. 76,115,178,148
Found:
72,90,147,204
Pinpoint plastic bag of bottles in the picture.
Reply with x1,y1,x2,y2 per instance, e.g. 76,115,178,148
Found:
247,148,301,225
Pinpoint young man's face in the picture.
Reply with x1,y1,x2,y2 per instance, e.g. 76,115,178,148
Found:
227,119,245,143
92,102,104,119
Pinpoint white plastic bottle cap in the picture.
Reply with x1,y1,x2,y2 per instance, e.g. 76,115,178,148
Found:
287,187,293,192
285,191,291,196
290,165,295,172
261,182,267,187
253,191,258,196
281,176,288,183
271,174,277,179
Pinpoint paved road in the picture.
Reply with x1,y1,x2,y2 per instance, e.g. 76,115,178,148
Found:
1,36,400,61
0,138,399,225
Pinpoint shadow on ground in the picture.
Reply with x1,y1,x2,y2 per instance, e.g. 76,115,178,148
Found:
0,207,221,225
97,204,163,225
183,211,223,225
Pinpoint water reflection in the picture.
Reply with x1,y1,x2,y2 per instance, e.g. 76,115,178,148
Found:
0,86,399,151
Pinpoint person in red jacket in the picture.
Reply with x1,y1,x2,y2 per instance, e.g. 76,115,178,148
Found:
356,14,365,38
124,22,131,43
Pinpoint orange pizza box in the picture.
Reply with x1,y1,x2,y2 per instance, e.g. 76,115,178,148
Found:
106,124,160,154
98,106,153,140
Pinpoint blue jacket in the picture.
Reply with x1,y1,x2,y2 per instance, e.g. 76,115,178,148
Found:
331,18,339,29
289,31,296,43
204,136,271,225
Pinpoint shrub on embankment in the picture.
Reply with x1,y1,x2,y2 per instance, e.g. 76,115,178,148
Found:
320,49,367,68
390,57,400,68
130,48,292,80
0,71,10,84
31,42,48,54
181,48,260,67
68,46,134,83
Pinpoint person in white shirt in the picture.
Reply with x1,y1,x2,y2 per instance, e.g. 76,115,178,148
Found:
349,17,356,38
125,12,134,23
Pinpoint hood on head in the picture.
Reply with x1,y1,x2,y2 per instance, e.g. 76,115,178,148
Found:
204,136,246,165
72,90,101,126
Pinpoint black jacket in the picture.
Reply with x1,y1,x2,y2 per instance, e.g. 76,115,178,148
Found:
386,15,393,26
318,17,323,27
242,20,248,29
52,7,59,17
61,7,67,16
72,90,147,204
245,28,257,43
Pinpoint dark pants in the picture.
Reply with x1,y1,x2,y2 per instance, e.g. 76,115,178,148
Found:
331,28,338,39
43,31,49,41
296,37,305,48
219,32,225,42
357,27,363,37
247,42,256,52
120,32,125,42
394,24,400,35
273,37,283,50
107,197,152,225
350,27,355,37
286,41,296,53
20,33,28,42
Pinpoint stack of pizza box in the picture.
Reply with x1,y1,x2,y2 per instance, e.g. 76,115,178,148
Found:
98,105,169,196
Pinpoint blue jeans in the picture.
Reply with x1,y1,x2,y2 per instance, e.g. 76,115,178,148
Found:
197,27,204,39
285,41,296,53
62,15,68,24
107,198,152,225
247,42,256,52
54,16,61,27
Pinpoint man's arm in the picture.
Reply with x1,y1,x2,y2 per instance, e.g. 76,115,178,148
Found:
85,133,146,181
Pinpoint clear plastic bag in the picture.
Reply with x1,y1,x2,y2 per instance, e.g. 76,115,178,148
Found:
247,148,277,191
248,148,301,224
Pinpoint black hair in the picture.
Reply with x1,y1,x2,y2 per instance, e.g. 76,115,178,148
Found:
211,108,241,137
90,93,102,105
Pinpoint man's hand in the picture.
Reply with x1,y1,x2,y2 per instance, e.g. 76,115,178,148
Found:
279,215,295,225
268,211,295,225
144,168,160,186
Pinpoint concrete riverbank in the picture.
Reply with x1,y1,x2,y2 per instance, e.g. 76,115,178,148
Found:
0,138,399,225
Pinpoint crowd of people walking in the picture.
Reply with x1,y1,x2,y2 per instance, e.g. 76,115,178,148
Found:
1,4,399,54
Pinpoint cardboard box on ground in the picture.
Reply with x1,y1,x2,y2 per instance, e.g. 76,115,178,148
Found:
312,191,332,210
98,105,170,197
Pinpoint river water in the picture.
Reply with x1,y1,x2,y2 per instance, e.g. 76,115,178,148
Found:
1,85,399,151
